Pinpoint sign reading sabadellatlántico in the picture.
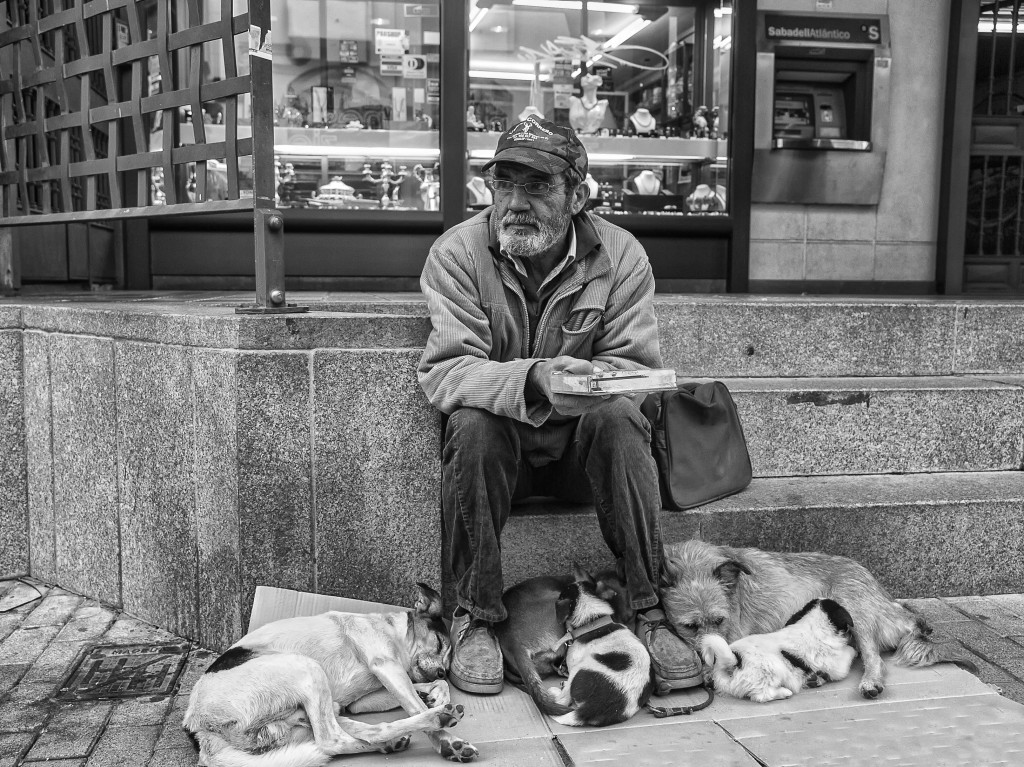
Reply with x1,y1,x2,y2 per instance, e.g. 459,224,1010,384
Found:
764,14,883,45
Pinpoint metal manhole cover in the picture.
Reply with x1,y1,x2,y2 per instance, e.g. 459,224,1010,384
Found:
55,642,190,701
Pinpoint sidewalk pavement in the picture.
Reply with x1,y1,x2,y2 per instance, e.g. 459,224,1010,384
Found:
3,578,1024,766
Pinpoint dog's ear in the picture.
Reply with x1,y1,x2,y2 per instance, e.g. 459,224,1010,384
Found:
572,563,595,585
712,560,752,594
659,557,682,587
413,583,443,618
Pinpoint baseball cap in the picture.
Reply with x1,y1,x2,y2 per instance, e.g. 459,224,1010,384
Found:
482,118,588,181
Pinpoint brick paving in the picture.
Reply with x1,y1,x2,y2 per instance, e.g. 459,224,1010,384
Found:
1,577,1024,766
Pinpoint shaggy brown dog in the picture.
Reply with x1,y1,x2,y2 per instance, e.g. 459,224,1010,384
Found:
659,540,976,699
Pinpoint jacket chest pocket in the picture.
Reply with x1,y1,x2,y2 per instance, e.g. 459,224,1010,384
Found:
558,307,604,358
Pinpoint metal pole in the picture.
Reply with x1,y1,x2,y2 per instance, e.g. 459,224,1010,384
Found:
238,0,306,314
0,227,18,295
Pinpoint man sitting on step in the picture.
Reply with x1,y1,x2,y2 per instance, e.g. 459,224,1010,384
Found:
417,118,695,695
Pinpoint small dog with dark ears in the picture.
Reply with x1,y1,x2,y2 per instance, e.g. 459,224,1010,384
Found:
659,540,978,699
700,598,858,702
545,566,653,727
496,570,634,719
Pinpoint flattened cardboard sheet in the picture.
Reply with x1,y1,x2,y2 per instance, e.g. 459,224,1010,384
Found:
557,720,762,767
724,693,1024,766
248,585,404,632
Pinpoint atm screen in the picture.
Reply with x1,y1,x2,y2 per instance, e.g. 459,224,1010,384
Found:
773,92,814,139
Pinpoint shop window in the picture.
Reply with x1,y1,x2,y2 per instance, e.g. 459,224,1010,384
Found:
269,0,441,211
468,0,731,216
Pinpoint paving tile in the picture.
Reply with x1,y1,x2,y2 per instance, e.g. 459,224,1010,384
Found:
0,699,52,733
146,747,199,767
151,718,197,753
0,664,29,697
990,678,1024,707
0,582,47,616
22,592,84,628
2,681,58,706
0,731,34,767
944,595,1024,637
24,701,112,761
108,696,174,727
53,603,118,643
84,724,160,767
937,620,1024,663
19,639,90,685
0,615,23,644
101,616,181,646
171,648,215,700
987,594,1024,620
1,626,61,666
904,597,973,625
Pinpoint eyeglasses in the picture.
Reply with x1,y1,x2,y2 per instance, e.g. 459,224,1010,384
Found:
486,178,564,196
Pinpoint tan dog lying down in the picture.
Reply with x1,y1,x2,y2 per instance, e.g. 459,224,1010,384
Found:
183,584,478,766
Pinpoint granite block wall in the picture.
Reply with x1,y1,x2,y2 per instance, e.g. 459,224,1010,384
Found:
0,325,26,577
314,349,443,604
12,305,444,650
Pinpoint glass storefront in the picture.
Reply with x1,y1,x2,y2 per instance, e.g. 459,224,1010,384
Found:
188,0,732,216
157,0,733,214
468,0,732,217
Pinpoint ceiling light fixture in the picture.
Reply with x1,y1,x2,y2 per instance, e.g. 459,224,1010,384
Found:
511,0,637,13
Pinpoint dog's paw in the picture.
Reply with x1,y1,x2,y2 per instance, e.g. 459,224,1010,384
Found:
417,680,451,707
859,681,884,699
435,703,465,728
439,735,478,762
806,672,828,688
379,735,412,754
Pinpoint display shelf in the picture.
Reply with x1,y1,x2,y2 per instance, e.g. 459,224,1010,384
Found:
466,132,723,165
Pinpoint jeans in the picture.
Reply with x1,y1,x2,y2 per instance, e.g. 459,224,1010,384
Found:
442,398,663,623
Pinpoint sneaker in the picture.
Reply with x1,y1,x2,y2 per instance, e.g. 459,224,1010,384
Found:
635,608,704,695
449,611,503,694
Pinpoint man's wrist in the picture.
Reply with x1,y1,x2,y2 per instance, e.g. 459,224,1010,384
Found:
525,360,547,403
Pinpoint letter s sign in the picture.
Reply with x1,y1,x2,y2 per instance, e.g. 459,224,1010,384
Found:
867,24,880,42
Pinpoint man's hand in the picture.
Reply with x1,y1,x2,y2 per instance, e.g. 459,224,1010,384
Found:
529,356,617,417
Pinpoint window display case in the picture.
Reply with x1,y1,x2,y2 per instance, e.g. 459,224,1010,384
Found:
467,0,732,217
141,0,745,293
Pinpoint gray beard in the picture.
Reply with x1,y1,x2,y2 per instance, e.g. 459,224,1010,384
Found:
498,207,572,258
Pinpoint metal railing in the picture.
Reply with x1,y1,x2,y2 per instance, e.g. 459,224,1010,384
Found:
0,0,300,311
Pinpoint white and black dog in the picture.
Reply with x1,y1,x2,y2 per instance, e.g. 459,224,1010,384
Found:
700,598,858,703
546,568,653,727
183,583,478,766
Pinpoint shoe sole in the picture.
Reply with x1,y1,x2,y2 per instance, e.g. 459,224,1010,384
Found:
449,670,503,695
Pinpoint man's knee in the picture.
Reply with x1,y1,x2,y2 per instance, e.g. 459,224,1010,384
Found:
445,408,518,461
577,397,651,444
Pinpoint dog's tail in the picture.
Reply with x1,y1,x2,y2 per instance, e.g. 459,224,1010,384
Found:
893,615,979,673
202,739,330,767
507,643,572,717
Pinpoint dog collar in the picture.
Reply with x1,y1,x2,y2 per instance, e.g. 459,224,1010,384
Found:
552,615,617,651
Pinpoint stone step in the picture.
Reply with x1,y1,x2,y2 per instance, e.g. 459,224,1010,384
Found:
724,375,1024,477
308,294,1024,377
496,471,1024,599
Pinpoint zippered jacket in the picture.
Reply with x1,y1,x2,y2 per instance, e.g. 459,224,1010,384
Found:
418,207,663,437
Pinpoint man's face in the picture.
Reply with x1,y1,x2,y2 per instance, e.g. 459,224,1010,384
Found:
491,162,588,259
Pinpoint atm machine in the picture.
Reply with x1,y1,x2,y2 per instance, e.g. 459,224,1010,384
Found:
752,12,891,205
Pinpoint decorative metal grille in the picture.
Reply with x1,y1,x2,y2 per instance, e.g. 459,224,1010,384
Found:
0,0,272,223
0,0,291,310
967,0,1024,291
